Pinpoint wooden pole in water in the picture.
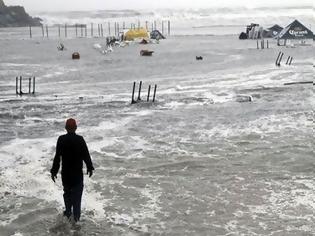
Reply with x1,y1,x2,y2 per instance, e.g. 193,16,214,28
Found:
46,25,49,38
278,52,284,66
275,51,281,65
65,24,67,38
137,81,142,101
28,78,31,94
138,21,140,29
154,21,156,30
117,23,120,37
75,24,78,37
58,24,61,37
101,24,104,37
289,57,293,65
123,22,125,30
19,76,22,94
267,40,269,49
81,24,83,37
41,25,44,37
85,25,87,37
168,20,171,35
151,22,154,32
29,26,32,38
32,77,35,94
285,56,290,65
152,85,157,102
257,40,259,49
16,77,18,94
145,21,148,30
91,23,93,37
147,85,151,102
108,22,111,36
131,82,136,104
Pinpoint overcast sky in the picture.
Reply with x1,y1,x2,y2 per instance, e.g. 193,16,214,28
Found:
5,0,312,11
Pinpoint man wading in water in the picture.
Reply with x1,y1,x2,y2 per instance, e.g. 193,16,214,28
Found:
51,118,94,223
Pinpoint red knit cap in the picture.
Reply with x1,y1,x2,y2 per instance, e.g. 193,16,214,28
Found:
65,118,77,131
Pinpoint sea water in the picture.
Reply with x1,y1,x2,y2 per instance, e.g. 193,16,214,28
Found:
0,6,314,236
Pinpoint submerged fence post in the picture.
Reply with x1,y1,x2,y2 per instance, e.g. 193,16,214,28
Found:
131,82,136,104
16,77,18,94
32,77,35,94
29,26,32,38
289,57,293,65
58,24,61,37
168,20,171,35
19,76,22,94
147,85,151,102
65,24,67,38
75,24,78,37
28,78,31,94
286,56,290,65
91,23,94,37
257,40,259,49
46,25,49,38
267,40,269,49
275,51,281,65
101,24,104,37
137,81,142,101
278,52,284,66
41,25,44,37
108,22,111,36
152,85,157,102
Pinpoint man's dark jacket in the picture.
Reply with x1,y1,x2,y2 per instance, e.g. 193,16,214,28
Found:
51,133,94,186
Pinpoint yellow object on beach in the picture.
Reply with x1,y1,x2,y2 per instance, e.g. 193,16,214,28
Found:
124,28,149,41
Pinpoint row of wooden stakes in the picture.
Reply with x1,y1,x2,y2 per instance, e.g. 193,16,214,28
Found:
16,76,36,95
131,81,157,104
275,51,293,66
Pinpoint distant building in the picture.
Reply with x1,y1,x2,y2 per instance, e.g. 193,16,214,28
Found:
276,20,313,45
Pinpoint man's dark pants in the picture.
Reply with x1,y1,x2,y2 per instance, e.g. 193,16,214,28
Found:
63,181,84,222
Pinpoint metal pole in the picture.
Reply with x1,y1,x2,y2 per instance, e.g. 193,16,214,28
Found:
131,82,136,104
137,81,142,101
147,85,151,102
152,85,157,102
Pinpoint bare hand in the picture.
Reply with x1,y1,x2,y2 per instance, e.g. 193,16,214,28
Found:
87,170,93,177
51,174,57,182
